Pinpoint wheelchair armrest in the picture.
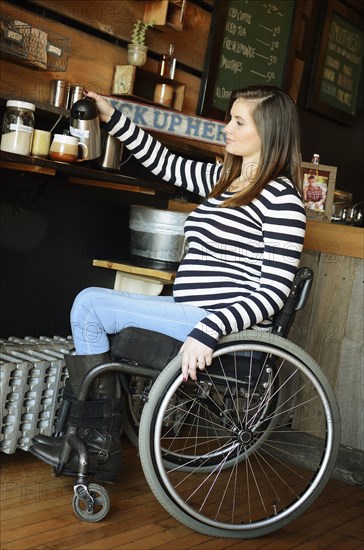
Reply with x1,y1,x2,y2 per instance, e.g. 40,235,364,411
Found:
292,267,314,311
272,267,314,337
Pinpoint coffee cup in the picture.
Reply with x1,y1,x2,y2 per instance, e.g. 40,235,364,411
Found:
31,129,52,158
49,134,88,163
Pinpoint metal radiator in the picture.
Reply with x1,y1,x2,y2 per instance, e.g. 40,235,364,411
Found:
0,336,74,454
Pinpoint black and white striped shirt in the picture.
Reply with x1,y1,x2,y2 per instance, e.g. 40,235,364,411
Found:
104,110,306,349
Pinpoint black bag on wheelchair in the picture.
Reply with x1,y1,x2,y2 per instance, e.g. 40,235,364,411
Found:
110,327,182,371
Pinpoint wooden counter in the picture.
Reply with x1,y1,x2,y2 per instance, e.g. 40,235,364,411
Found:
292,244,363,454
1,156,362,258
168,199,364,259
304,221,363,259
171,195,364,455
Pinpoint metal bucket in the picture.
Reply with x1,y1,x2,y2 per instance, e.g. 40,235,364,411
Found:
129,205,189,263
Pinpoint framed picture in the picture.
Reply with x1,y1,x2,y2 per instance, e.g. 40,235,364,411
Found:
301,162,337,222
307,0,364,126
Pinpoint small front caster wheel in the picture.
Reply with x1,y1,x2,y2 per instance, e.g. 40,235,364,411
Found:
72,483,110,522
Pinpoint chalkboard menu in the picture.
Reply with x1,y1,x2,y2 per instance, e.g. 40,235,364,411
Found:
311,5,364,124
198,0,296,117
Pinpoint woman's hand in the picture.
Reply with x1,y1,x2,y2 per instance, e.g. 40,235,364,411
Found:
83,90,115,124
180,337,213,381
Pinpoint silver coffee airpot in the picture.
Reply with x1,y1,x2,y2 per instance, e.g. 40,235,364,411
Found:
69,98,101,161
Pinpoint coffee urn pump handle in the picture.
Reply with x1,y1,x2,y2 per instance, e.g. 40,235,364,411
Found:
70,98,98,120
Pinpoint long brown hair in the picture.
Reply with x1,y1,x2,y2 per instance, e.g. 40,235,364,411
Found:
210,86,302,207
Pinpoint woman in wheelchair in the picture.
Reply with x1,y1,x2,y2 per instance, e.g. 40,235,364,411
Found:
31,85,306,485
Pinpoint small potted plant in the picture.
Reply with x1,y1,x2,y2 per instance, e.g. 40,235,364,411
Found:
127,20,154,67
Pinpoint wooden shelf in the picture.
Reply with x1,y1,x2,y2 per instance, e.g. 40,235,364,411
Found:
93,259,176,283
0,150,171,196
0,92,70,120
143,0,185,31
111,66,185,111
0,92,222,161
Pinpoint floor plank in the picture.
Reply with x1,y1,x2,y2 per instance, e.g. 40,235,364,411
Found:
1,437,363,550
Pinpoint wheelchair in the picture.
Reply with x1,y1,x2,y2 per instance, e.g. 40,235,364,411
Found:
49,267,341,539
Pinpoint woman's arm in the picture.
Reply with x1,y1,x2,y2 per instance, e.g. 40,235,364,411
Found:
85,91,222,198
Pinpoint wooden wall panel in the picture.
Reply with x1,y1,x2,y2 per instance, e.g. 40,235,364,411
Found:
31,0,211,72
301,254,354,390
0,1,206,114
1,0,362,453
290,249,363,450
335,259,364,450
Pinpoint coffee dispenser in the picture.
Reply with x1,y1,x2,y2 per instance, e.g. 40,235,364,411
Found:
69,98,101,161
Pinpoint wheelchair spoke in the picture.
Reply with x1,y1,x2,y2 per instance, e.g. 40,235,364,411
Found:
139,333,340,539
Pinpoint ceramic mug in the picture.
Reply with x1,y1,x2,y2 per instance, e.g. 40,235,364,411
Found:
49,134,88,163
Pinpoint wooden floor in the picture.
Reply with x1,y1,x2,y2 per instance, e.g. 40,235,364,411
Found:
1,436,363,550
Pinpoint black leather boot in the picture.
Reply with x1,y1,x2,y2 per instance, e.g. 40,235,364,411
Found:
30,352,122,484
53,378,74,436
33,352,112,444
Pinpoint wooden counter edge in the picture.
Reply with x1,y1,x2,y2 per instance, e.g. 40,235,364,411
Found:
69,177,155,195
304,221,363,259
168,201,364,259
0,160,55,176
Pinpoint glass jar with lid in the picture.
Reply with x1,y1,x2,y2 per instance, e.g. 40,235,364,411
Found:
0,100,35,155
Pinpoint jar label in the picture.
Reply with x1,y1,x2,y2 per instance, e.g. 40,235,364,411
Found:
9,124,33,133
47,43,63,57
70,126,90,139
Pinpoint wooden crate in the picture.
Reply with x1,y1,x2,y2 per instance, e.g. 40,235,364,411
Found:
143,0,186,31
111,65,185,111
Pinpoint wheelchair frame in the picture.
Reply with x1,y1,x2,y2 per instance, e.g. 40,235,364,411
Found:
46,267,341,539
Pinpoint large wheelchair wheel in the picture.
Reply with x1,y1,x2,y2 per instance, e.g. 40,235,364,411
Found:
139,331,340,539
122,357,277,467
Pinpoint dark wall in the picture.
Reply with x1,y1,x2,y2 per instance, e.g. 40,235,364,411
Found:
297,0,364,203
1,0,363,339
299,107,364,202
0,172,162,338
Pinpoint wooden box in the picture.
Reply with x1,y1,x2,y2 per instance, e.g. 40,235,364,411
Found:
143,0,185,31
111,65,185,111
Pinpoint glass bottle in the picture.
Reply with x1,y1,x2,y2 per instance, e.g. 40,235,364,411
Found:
0,100,35,155
158,44,176,80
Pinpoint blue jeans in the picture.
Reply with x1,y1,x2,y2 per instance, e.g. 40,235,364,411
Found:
70,287,209,355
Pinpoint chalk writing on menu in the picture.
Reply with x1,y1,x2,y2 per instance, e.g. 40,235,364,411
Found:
213,0,295,112
319,13,364,116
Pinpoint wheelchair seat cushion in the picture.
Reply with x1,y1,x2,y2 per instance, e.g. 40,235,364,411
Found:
110,327,182,371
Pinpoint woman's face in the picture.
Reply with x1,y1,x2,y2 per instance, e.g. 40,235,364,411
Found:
223,98,262,164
